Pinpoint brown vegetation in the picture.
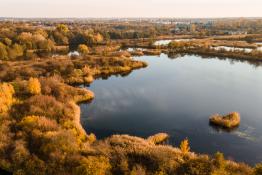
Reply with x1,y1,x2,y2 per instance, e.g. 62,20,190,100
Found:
168,40,262,61
147,133,169,144
0,83,15,113
142,49,162,56
0,54,147,85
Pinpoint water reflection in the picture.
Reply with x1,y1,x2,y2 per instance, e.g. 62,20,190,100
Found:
212,46,253,53
154,40,172,46
80,53,262,165
154,39,195,46
168,52,262,68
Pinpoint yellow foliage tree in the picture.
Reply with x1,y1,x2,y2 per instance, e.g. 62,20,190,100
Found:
28,77,41,95
0,42,8,60
0,83,15,113
78,44,90,55
87,133,96,144
56,24,69,34
180,138,190,154
93,33,104,43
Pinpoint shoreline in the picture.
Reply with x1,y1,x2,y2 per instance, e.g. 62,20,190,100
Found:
74,53,256,166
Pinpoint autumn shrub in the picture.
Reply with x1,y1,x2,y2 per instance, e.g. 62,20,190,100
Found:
45,58,74,76
11,140,30,168
77,44,90,55
39,130,79,157
130,165,146,175
27,77,41,95
74,156,111,175
83,75,94,84
101,135,183,174
0,116,13,170
61,119,90,145
0,42,8,60
18,115,59,133
7,44,24,60
40,76,67,99
19,67,39,80
15,95,67,121
177,156,213,175
22,155,46,175
40,77,94,103
11,80,28,97
224,162,253,175
147,133,169,144
180,138,190,154
0,83,15,113
254,163,262,175
213,152,226,170
3,38,12,46
86,133,96,144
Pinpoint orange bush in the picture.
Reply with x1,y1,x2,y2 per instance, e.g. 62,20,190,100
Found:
28,77,41,95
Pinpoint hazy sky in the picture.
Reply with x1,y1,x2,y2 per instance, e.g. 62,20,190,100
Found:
0,0,261,18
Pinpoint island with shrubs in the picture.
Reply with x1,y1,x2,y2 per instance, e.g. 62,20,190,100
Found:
209,112,241,129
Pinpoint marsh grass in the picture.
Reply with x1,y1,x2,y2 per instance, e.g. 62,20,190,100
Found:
147,133,169,144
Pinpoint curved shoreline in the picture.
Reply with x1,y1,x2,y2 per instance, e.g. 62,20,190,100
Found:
77,51,260,167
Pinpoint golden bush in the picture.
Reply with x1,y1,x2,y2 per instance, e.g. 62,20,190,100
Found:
28,77,41,95
147,133,169,144
0,83,15,113
74,156,111,175
180,138,190,154
77,44,90,55
87,133,96,144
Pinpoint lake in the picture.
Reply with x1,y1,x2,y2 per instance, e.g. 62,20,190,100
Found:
80,53,262,165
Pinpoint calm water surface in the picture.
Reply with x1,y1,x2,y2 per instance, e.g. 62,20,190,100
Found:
80,53,262,165
154,39,195,46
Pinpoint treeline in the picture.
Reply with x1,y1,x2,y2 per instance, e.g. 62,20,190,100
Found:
179,19,262,36
0,22,168,60
167,40,262,61
0,23,105,60
211,19,262,34
1,19,262,61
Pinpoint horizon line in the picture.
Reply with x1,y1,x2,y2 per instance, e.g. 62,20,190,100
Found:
1,16,262,19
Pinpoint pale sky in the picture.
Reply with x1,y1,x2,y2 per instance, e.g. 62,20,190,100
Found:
0,0,261,18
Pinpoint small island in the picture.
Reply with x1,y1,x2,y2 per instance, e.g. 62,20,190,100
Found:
209,112,241,128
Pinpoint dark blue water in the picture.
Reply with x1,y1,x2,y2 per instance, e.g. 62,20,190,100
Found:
80,53,262,165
